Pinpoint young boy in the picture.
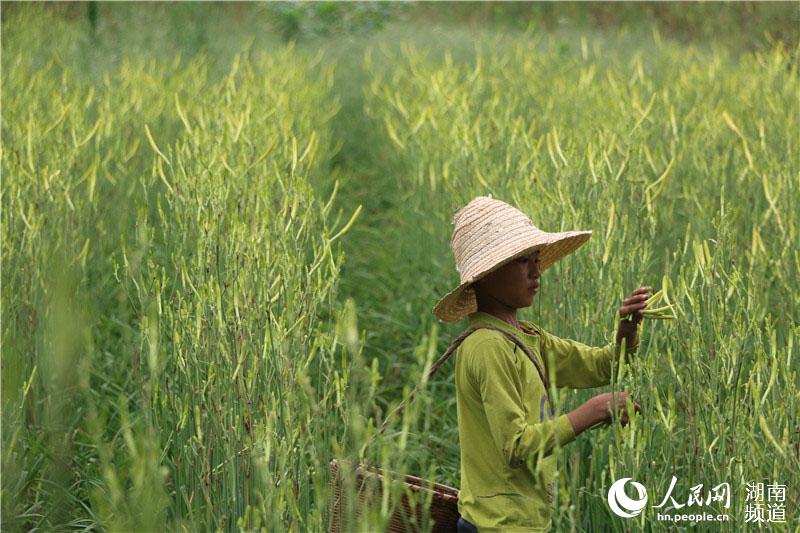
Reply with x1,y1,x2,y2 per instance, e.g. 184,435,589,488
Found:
432,196,646,532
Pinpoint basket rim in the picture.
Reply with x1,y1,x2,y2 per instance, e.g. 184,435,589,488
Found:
330,458,460,499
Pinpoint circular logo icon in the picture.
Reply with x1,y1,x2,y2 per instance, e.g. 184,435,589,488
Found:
607,478,648,518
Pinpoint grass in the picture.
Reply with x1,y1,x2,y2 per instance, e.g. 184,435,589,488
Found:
2,3,799,531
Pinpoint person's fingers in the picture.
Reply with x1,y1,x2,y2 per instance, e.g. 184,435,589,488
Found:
614,399,627,415
619,396,637,413
632,286,652,295
625,290,650,301
622,299,648,310
623,294,650,305
619,302,647,316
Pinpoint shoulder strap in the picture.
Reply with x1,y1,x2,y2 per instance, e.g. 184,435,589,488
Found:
377,324,549,434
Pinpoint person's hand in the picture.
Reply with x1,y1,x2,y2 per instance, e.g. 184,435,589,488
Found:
589,391,642,427
566,391,643,435
617,286,652,326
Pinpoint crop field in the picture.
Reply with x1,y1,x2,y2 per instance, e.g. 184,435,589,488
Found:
2,3,798,532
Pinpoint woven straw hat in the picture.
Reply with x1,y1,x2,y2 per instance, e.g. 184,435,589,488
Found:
432,196,592,323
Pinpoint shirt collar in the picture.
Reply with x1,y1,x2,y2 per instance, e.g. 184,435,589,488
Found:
466,311,541,340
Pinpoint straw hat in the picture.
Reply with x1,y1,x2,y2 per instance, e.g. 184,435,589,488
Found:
432,196,592,323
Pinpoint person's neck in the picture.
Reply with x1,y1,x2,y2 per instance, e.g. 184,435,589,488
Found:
476,304,521,331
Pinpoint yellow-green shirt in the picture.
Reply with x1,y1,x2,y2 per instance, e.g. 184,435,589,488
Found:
455,311,633,532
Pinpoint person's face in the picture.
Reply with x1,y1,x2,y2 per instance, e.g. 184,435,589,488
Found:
473,249,541,309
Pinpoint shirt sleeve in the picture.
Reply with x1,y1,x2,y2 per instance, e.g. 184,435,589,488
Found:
539,326,636,389
469,336,577,469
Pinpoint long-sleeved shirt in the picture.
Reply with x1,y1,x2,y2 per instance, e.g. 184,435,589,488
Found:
455,311,635,531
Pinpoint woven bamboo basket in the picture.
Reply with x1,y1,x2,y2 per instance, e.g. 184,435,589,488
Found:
328,458,460,532
327,325,548,532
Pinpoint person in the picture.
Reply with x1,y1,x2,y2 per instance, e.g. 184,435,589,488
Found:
432,196,647,532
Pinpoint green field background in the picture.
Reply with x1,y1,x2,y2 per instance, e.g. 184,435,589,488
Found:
2,2,799,531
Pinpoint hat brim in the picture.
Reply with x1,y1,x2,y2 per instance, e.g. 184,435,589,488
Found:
432,230,592,323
